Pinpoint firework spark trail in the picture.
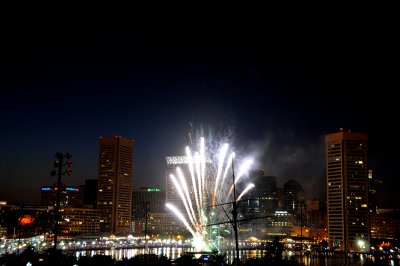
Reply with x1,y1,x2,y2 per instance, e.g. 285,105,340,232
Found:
216,152,235,204
213,143,229,206
186,147,200,218
177,167,197,225
237,183,255,201
234,159,254,185
166,137,256,251
200,137,205,181
200,137,206,206
170,174,197,228
194,152,203,209
166,203,196,237
226,158,253,201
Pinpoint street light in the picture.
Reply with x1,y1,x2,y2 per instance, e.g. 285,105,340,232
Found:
50,152,72,250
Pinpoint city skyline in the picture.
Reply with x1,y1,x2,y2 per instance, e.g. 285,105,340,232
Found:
0,18,398,208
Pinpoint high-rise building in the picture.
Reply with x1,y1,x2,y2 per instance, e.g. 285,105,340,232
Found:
241,170,278,214
368,169,383,216
237,171,278,236
132,187,165,214
97,136,134,234
132,187,165,234
165,156,197,236
325,129,369,252
306,198,325,228
41,183,84,207
283,180,305,213
165,155,215,210
59,207,100,235
165,156,191,214
370,209,400,240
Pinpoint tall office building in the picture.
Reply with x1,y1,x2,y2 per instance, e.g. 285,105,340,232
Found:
97,136,134,234
132,187,165,214
41,183,84,207
165,156,215,212
165,156,196,236
325,130,369,252
237,171,279,238
283,179,305,213
132,187,165,234
165,156,190,213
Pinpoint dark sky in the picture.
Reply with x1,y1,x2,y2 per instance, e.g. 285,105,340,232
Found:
0,13,398,208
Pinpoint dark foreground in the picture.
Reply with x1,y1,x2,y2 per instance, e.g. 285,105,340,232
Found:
0,247,397,266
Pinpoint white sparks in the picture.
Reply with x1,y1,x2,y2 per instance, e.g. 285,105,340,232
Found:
237,183,255,201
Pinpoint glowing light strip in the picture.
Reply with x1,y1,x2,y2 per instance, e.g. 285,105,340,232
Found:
236,183,255,201
213,143,229,205
170,174,196,228
200,137,206,203
176,167,197,225
194,152,202,208
186,146,200,218
218,152,235,202
227,159,253,200
166,203,196,237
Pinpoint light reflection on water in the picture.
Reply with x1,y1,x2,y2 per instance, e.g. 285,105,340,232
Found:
75,248,266,263
75,248,399,266
75,247,192,261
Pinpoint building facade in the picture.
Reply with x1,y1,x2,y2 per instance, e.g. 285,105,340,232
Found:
283,180,305,213
97,136,134,234
41,184,84,207
165,156,192,214
370,209,400,240
132,187,166,234
325,130,369,252
59,207,100,235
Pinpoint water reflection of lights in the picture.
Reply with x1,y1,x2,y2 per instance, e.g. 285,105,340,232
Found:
74,247,190,261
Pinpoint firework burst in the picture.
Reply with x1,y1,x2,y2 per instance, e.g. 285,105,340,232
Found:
166,137,254,252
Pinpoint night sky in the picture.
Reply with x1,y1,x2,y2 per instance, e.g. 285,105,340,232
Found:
0,14,397,208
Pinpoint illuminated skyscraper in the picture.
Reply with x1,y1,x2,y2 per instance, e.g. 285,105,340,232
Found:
165,156,190,213
132,187,165,234
97,136,134,234
165,156,215,211
283,179,305,213
325,130,369,252
41,183,83,207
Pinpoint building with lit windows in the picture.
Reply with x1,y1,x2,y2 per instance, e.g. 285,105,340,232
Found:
146,212,188,239
325,130,369,252
284,180,305,213
165,156,190,213
97,136,134,234
370,209,400,240
132,187,165,234
58,207,100,235
41,184,84,207
0,203,53,238
165,156,214,237
237,171,279,238
263,211,294,238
